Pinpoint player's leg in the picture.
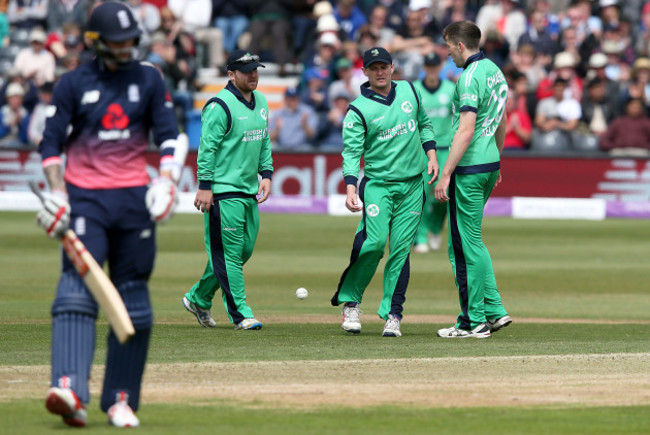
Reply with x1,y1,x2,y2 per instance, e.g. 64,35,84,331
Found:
429,147,450,250
480,171,509,321
185,211,221,311
99,186,154,419
413,172,433,252
379,177,425,320
48,185,107,426
448,173,497,330
331,178,391,306
209,198,258,325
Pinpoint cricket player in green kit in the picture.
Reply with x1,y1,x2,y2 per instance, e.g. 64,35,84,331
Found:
331,47,439,337
182,50,273,330
435,21,512,338
413,52,455,253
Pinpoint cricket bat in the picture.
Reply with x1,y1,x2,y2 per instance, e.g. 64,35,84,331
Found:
29,182,135,344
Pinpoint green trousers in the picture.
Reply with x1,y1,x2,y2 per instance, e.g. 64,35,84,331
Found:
415,147,449,244
185,197,259,324
447,171,508,330
331,175,424,320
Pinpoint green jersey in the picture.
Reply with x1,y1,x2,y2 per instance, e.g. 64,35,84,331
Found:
342,80,436,184
413,79,455,148
197,82,273,196
451,53,508,168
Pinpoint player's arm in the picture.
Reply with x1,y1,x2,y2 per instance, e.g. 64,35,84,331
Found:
341,107,365,212
147,67,180,181
195,100,228,212
257,108,274,204
414,86,439,184
434,110,477,202
495,112,507,155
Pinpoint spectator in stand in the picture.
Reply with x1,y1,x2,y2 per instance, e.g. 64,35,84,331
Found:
168,0,224,70
213,0,250,59
533,77,582,151
587,52,621,112
159,5,197,73
46,0,90,33
622,57,650,113
376,0,406,31
0,83,30,147
334,0,367,41
512,43,547,93
495,0,527,50
126,0,161,49
527,0,561,41
0,68,39,113
319,90,350,151
599,0,622,30
304,31,339,76
507,68,538,119
438,0,477,31
504,88,532,150
270,87,318,151
46,23,93,66
537,51,583,102
390,8,436,80
246,0,292,76
6,0,48,29
482,29,510,68
579,78,615,147
13,27,55,87
0,13,8,48
366,4,395,49
518,9,559,57
599,97,650,155
27,81,53,147
147,32,194,131
410,0,440,36
601,39,630,83
561,2,602,47
301,66,330,116
328,57,363,106
635,2,650,58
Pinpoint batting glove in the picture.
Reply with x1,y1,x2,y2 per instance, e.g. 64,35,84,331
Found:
145,177,178,224
36,190,71,238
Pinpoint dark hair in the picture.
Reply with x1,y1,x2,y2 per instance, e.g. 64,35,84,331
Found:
587,77,604,89
553,77,568,86
442,21,482,51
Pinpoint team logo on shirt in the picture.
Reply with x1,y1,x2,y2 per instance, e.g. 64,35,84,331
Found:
260,108,267,121
366,204,380,217
401,101,413,113
99,103,131,140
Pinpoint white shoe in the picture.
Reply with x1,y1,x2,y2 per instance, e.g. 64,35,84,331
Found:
107,392,140,428
382,314,402,337
235,318,263,330
487,315,512,333
437,323,491,338
428,233,442,250
414,243,429,253
45,386,87,427
341,303,361,333
182,296,217,328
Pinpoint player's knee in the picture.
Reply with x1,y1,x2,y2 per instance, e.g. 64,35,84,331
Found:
118,280,153,330
51,271,99,317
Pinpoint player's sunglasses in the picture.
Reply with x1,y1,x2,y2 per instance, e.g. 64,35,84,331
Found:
233,54,260,64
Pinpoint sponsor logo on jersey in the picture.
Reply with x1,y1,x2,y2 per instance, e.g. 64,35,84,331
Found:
242,128,266,142
378,122,410,140
260,108,267,121
401,101,413,113
366,204,380,217
438,94,450,104
128,84,140,102
81,90,100,105
460,93,478,102
371,116,384,123
238,116,249,120
223,227,237,231
99,103,131,140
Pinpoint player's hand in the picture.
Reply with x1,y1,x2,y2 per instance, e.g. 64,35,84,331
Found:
257,178,271,204
194,188,214,213
434,174,451,203
146,177,178,223
495,170,503,187
345,186,362,212
36,190,70,238
427,159,439,185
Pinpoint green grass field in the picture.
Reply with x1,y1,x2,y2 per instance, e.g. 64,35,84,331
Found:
1,212,650,434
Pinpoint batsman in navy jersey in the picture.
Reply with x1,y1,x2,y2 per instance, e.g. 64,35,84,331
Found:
37,2,181,428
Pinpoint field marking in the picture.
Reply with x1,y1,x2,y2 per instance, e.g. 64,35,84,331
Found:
3,353,649,409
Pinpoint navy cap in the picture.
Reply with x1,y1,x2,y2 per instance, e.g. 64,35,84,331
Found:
285,87,299,97
423,52,441,66
363,47,392,68
227,50,265,73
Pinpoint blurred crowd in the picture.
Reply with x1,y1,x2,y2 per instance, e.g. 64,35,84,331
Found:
2,0,650,156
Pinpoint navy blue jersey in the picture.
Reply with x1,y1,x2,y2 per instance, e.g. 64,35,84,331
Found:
40,59,178,189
